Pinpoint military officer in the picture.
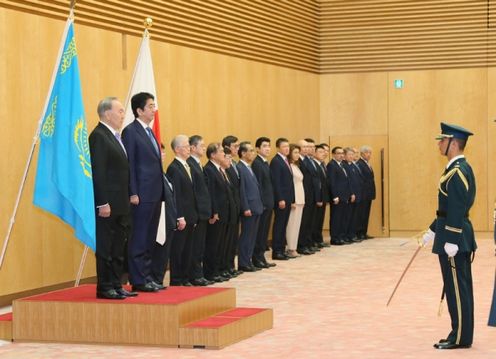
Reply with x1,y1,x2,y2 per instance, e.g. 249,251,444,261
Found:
422,122,476,349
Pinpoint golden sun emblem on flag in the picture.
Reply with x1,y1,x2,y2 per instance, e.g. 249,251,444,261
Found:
74,118,92,179
41,97,57,138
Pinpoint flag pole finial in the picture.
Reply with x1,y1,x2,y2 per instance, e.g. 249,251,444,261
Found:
144,17,153,29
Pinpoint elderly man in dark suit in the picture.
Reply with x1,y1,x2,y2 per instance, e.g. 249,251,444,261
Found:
312,144,331,247
122,92,164,293
237,142,264,272
356,145,376,240
343,147,363,243
89,97,135,299
327,146,352,245
187,135,212,286
251,137,276,268
270,138,295,260
167,134,199,286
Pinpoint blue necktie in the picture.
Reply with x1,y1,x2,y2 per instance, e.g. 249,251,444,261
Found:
146,127,160,156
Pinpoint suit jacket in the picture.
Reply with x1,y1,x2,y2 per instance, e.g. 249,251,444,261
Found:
270,153,295,206
89,123,130,215
163,174,178,230
187,156,212,220
204,161,230,223
357,158,376,201
316,160,330,203
251,155,274,210
327,159,351,202
167,158,198,224
301,156,321,204
237,161,264,216
226,161,241,216
345,161,364,203
121,120,163,202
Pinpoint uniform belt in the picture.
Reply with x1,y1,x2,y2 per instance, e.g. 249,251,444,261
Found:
436,210,469,218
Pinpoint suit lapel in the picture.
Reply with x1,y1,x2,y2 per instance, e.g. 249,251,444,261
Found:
134,120,161,160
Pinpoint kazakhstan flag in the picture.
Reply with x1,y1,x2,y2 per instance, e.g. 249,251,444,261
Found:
33,18,96,251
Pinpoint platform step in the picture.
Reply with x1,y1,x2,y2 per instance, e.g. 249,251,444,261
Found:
179,307,273,349
0,313,12,341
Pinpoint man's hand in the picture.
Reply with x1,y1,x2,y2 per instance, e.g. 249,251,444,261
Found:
177,218,186,231
350,194,356,203
278,200,286,209
130,195,139,205
316,202,323,207
421,229,435,247
208,214,219,224
444,242,459,257
244,210,252,217
333,197,339,205
98,204,111,218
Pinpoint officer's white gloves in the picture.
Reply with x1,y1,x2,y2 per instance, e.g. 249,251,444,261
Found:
421,229,435,247
444,242,459,257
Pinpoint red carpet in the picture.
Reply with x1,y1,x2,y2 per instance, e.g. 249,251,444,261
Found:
216,308,265,317
185,307,267,328
0,313,12,321
18,284,229,305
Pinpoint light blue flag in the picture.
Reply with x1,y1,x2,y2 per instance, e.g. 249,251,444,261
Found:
33,18,96,251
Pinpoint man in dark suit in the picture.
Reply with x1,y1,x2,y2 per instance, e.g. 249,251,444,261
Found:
89,97,135,299
297,139,321,255
356,145,376,240
187,135,212,286
312,144,331,247
251,137,276,268
237,142,264,272
222,136,241,278
203,143,231,282
343,147,363,243
327,146,352,245
150,147,181,288
270,138,295,260
167,135,199,286
122,92,163,292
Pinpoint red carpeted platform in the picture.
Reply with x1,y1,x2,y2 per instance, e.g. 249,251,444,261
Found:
0,312,12,341
11,284,272,348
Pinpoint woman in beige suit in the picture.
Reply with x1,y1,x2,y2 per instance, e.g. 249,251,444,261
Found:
285,144,305,258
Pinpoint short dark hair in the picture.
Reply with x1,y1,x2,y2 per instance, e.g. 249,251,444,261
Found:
276,137,289,148
238,141,251,158
224,147,232,156
255,137,270,148
315,144,325,151
189,135,203,146
453,138,467,151
131,92,154,118
304,138,315,144
206,143,222,159
331,146,343,154
320,143,330,149
222,135,238,148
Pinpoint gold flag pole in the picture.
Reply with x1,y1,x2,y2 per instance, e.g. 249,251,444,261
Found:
386,231,426,306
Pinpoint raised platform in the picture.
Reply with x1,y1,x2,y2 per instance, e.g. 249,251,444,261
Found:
11,284,272,348
0,312,12,341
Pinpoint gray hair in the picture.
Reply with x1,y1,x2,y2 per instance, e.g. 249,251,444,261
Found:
97,97,118,119
171,134,189,151
343,147,355,154
360,145,372,154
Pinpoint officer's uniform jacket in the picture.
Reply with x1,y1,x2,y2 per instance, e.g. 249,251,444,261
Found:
429,156,477,254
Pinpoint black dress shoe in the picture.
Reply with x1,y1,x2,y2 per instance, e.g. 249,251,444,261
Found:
330,240,344,245
206,276,223,283
239,265,257,272
150,281,166,290
434,342,471,349
132,283,159,292
253,261,269,269
116,288,138,297
233,269,244,276
190,278,209,286
297,248,313,255
310,246,321,252
221,271,233,279
272,252,289,260
365,234,374,239
97,289,126,300
182,281,193,287
321,242,331,247
265,261,276,267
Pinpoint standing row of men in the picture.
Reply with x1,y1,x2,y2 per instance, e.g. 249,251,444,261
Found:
88,93,376,300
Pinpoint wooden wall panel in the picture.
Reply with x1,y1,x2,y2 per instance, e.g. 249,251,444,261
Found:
0,7,320,297
0,0,319,73
320,0,496,73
